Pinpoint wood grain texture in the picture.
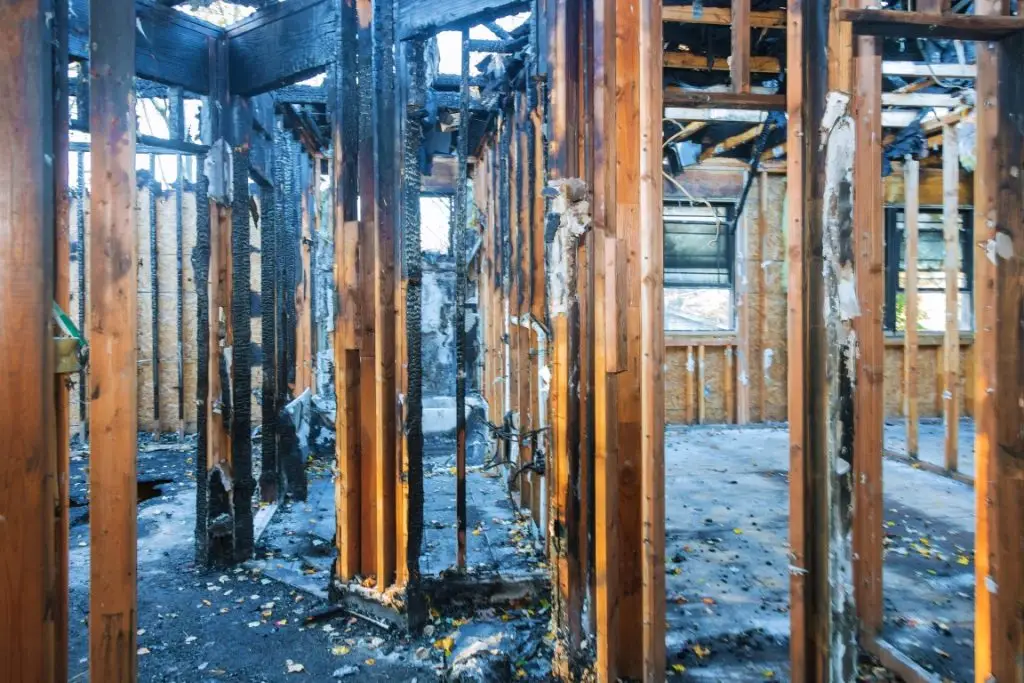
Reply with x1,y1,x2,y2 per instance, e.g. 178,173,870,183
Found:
89,0,139,678
731,0,751,93
638,0,666,676
942,125,960,473
972,15,1023,682
227,0,338,96
903,159,921,458
0,2,59,679
852,15,885,635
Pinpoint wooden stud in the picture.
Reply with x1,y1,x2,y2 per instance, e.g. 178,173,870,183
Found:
852,9,885,635
724,346,735,424
971,21,1023,681
89,0,139,678
904,158,921,459
52,1,71,677
942,124,960,474
355,0,379,578
731,0,751,93
685,346,695,423
758,170,769,423
372,0,399,589
638,0,666,674
454,29,470,573
0,2,60,679
332,0,361,581
697,344,706,424
614,0,644,670
787,0,858,678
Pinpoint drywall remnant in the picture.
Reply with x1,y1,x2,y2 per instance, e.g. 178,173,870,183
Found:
545,178,591,317
204,139,233,204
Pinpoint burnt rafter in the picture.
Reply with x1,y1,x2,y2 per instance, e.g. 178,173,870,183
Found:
69,0,217,93
226,0,339,96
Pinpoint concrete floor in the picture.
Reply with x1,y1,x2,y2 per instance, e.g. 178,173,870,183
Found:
884,417,976,477
664,424,975,682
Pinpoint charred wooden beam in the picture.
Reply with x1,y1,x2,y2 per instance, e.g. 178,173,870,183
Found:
275,84,329,105
398,37,427,625
0,1,62,679
227,0,338,96
397,0,529,40
455,29,470,573
88,0,139,679
840,7,1024,40
372,0,399,591
70,0,215,93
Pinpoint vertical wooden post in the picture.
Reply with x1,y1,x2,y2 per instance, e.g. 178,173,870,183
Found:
454,28,470,573
942,124,960,473
333,0,361,580
89,0,138,678
731,0,751,93
593,0,620,670
736,185,752,425
903,158,920,459
685,347,695,424
355,0,378,577
398,38,426,622
0,2,60,679
972,14,1023,682
787,0,858,678
52,0,71,678
614,0,644,673
638,0,666,675
697,344,706,424
757,171,769,422
373,0,399,588
852,0,884,636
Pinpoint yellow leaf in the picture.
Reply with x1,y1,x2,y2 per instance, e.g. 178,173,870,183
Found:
733,528,743,535
672,663,686,673
434,636,455,656
957,555,970,565
365,658,376,666
763,670,775,678
331,646,350,656
693,644,711,658
516,669,527,679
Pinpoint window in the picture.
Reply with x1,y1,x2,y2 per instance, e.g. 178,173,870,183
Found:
663,203,735,332
884,208,973,333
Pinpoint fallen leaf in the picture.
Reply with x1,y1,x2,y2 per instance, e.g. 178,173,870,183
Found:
137,647,150,656
365,658,376,666
332,645,351,656
671,663,686,674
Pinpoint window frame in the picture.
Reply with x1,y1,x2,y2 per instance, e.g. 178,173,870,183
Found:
662,201,737,332
883,205,974,334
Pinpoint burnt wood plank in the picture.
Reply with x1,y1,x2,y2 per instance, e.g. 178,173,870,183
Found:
397,0,530,40
69,0,214,93
227,0,338,96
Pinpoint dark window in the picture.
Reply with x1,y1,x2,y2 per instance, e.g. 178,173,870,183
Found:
884,207,974,333
663,203,735,331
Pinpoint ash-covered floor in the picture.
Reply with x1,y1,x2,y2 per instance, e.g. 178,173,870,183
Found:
66,435,552,682
884,417,976,477
664,425,975,682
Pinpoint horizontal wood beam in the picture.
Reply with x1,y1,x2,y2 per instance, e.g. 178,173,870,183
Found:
227,0,338,96
840,8,1024,41
664,52,781,73
662,5,785,28
664,88,786,110
664,107,768,122
69,0,216,93
397,0,529,40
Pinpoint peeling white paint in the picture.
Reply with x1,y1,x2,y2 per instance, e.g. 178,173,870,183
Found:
546,179,591,317
763,348,774,376
986,575,998,594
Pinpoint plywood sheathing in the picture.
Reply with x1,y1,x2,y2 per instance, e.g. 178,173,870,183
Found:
68,188,202,434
